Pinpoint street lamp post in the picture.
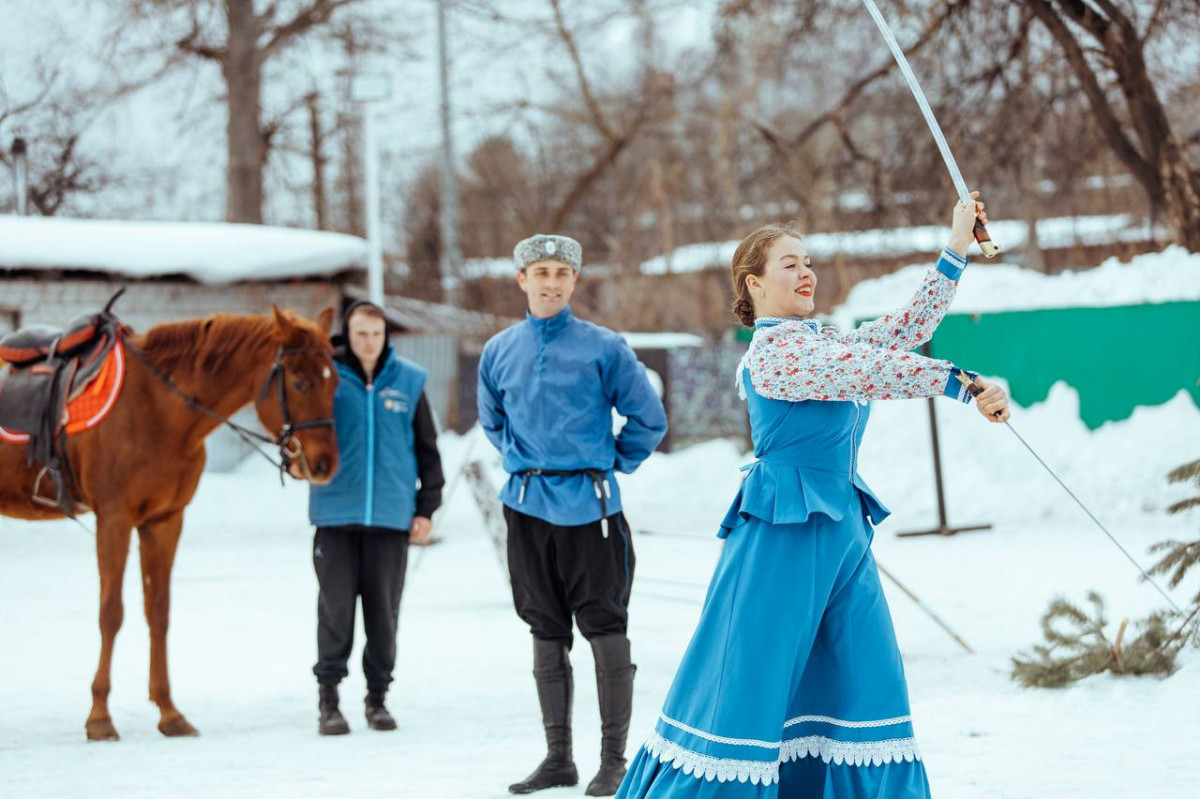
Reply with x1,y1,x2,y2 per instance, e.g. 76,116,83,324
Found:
350,73,393,306
437,0,462,307
12,136,28,216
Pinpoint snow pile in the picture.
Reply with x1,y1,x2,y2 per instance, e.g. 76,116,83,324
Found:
829,245,1200,328
858,383,1199,528
616,383,1198,531
639,213,1158,275
0,215,368,283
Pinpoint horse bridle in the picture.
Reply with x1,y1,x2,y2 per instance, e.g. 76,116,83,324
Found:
258,345,337,482
124,338,336,484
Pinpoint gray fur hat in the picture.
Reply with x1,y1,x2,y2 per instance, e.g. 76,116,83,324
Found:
513,233,582,272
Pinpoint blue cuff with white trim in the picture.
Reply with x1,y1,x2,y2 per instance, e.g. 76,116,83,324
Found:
943,367,979,403
936,247,969,281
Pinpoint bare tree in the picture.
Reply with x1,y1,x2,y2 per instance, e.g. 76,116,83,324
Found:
539,0,663,230
125,0,363,223
1020,0,1200,249
0,62,119,216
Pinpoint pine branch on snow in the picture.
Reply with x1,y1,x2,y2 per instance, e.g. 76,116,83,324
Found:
1011,595,1182,688
1166,457,1200,487
1013,457,1200,688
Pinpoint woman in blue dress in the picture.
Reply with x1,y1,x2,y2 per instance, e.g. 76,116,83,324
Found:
617,194,1010,798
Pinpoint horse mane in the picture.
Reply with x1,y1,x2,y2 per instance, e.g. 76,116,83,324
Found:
136,315,277,379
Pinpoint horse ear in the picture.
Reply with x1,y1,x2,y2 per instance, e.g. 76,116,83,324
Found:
316,307,334,335
271,304,294,341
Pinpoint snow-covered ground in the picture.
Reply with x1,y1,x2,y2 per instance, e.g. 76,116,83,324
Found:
1,382,1196,798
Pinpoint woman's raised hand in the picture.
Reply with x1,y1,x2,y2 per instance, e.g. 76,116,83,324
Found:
948,191,986,257
972,376,1010,423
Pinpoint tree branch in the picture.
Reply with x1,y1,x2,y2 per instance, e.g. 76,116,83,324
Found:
175,19,225,61
1140,0,1173,46
779,0,965,151
548,0,615,144
259,0,358,62
1023,0,1158,195
548,103,651,229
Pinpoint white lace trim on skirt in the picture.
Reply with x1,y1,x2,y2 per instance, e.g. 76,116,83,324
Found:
780,735,922,767
643,730,922,786
644,731,781,785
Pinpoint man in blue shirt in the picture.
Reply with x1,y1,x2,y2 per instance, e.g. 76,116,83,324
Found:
308,301,444,736
478,234,668,796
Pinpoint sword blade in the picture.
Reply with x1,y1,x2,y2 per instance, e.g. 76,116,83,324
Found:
860,0,972,204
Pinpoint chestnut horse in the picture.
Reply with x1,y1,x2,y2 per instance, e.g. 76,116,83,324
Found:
0,306,340,741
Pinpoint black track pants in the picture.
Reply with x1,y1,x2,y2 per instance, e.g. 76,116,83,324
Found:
312,526,409,691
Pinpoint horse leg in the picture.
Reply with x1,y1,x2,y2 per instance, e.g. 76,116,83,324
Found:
86,514,134,741
138,509,198,737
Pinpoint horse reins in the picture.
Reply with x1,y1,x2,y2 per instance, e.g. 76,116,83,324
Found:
123,338,335,485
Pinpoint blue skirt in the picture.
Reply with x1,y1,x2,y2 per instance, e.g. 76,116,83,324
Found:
617,506,932,798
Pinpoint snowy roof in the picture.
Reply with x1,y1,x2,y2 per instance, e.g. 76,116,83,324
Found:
0,215,368,284
639,214,1161,275
358,289,514,337
828,246,1200,329
456,214,1161,281
620,332,704,349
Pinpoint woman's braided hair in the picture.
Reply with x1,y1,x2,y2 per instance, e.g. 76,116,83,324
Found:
729,223,805,328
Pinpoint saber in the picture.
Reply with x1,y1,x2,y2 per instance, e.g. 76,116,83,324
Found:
955,372,1185,615
860,0,1000,257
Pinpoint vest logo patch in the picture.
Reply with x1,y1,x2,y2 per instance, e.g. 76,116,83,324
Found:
379,388,410,414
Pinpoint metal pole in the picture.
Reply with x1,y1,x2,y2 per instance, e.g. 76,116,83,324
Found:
876,562,974,654
361,105,384,305
927,394,948,528
12,136,28,216
899,342,991,538
437,0,462,307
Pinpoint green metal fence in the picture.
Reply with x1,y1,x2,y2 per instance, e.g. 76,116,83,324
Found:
736,302,1200,429
926,302,1200,429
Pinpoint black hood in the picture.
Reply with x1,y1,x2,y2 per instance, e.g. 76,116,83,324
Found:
334,299,393,384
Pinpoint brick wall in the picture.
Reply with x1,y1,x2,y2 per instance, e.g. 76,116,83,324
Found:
1,278,344,331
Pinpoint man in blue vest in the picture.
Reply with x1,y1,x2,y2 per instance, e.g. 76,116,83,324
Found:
308,300,444,736
478,234,668,796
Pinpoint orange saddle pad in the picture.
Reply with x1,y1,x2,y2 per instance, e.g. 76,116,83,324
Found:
0,342,127,444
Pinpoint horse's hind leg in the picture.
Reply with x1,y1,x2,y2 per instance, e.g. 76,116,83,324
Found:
138,509,198,737
86,513,134,741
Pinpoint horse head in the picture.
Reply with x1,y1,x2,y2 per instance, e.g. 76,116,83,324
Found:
255,306,340,484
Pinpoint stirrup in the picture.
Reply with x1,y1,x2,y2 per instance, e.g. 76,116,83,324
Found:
31,465,63,509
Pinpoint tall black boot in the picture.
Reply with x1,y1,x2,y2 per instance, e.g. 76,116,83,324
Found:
508,639,579,794
585,634,636,796
318,683,350,736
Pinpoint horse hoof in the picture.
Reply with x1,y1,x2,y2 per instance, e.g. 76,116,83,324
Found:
158,715,199,737
86,719,120,741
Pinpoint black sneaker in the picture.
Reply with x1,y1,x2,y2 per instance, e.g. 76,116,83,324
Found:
318,684,350,736
365,691,397,731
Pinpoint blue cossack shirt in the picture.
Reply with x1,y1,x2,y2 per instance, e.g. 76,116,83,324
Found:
477,305,668,526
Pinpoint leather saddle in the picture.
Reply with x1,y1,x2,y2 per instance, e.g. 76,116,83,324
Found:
0,296,126,514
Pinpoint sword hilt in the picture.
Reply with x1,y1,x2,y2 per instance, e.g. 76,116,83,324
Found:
955,370,1002,418
973,218,1000,258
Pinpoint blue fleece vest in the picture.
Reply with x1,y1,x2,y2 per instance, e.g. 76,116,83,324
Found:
309,352,426,532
